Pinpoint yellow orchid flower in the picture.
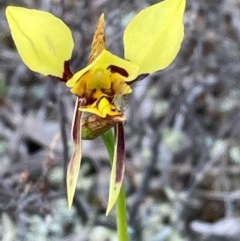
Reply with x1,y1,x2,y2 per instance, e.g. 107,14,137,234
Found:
5,0,185,215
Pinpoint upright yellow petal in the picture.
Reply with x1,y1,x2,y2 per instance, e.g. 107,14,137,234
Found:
88,14,106,64
6,6,74,78
123,0,186,74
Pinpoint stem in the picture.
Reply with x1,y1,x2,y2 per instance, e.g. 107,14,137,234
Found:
102,129,129,241
102,129,114,161
116,185,128,241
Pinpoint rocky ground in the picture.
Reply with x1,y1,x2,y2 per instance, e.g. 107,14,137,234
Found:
1,0,240,240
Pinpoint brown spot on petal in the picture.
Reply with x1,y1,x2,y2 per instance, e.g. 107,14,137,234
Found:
63,60,73,81
48,60,73,82
108,65,129,77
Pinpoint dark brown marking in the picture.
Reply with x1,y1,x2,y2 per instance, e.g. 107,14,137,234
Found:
115,122,125,183
63,60,73,81
72,98,84,141
108,65,129,77
128,73,149,85
48,60,73,82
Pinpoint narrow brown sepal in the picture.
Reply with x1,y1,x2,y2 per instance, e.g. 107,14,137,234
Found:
66,97,84,208
106,122,126,215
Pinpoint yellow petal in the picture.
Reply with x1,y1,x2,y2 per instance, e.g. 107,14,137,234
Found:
66,49,139,92
67,98,83,208
6,6,74,78
80,96,121,118
106,123,125,215
123,0,186,74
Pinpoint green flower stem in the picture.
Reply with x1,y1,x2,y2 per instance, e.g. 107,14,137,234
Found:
102,129,129,241
102,129,115,160
116,185,128,241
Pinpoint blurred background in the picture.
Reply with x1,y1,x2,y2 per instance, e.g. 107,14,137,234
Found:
1,0,240,240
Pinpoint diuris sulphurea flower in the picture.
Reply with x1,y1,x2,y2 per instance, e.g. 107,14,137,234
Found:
6,0,185,215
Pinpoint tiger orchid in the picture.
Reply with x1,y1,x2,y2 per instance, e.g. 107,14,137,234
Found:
6,0,185,215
